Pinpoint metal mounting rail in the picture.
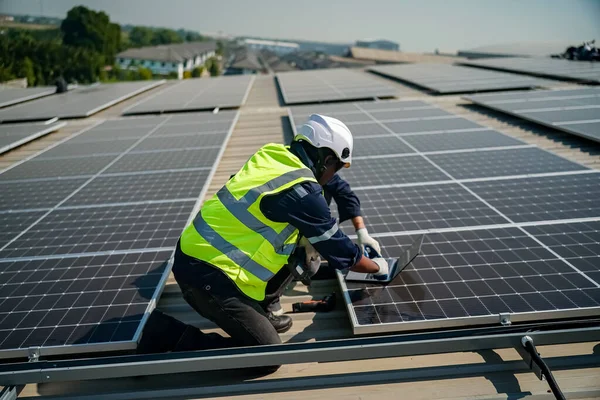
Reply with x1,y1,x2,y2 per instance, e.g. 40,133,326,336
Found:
1,322,599,386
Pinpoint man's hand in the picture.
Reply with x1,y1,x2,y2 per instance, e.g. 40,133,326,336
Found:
356,228,381,254
372,258,389,280
299,237,321,277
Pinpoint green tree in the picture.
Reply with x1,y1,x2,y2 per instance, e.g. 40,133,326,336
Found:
60,5,120,62
129,26,154,47
18,57,36,86
191,66,204,77
151,28,183,45
216,41,224,56
207,57,220,76
138,67,153,80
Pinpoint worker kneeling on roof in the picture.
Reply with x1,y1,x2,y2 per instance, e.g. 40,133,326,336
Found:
138,114,387,358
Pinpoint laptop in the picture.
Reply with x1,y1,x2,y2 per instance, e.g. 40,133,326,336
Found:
345,234,425,284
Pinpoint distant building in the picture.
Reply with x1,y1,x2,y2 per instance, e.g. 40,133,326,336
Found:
0,15,15,22
116,42,216,79
225,48,264,75
355,39,400,52
243,39,299,55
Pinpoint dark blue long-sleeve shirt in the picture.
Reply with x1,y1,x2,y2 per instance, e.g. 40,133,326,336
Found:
260,176,362,270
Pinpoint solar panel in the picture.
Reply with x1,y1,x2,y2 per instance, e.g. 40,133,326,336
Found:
0,111,238,359
427,147,587,179
341,227,600,334
343,184,508,234
0,251,171,357
462,57,600,84
339,155,449,188
369,64,552,94
525,221,600,285
0,87,55,109
277,68,397,105
464,88,600,143
122,76,254,115
0,121,67,155
465,173,600,222
0,81,164,123
402,130,524,152
0,201,196,259
292,99,600,335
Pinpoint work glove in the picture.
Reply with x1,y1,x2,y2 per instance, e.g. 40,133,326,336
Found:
372,257,389,281
356,228,381,254
299,237,321,277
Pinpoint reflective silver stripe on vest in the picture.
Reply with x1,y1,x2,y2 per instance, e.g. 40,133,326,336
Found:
307,222,339,244
193,213,274,282
215,168,315,255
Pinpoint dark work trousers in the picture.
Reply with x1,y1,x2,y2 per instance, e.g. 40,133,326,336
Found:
137,245,294,366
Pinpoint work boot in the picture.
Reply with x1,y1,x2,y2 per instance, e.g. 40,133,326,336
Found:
268,313,293,333
266,299,285,316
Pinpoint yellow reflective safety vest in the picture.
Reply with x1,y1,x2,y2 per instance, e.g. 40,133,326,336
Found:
180,143,318,301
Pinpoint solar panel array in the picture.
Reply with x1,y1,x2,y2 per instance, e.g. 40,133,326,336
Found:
0,121,67,155
122,75,254,115
0,81,164,123
369,64,553,94
277,68,397,105
0,111,238,359
289,100,600,335
464,87,600,144
462,57,600,84
0,87,55,109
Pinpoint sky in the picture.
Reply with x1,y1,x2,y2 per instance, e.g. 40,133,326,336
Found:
2,0,599,52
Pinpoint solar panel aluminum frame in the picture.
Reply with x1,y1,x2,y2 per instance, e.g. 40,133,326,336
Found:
2,321,600,385
336,269,600,335
463,93,600,144
0,120,66,155
0,111,241,361
0,88,55,109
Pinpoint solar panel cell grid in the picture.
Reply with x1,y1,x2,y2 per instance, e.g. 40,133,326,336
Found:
466,173,600,223
369,64,551,94
36,139,140,159
0,109,237,358
465,88,600,143
341,184,507,234
104,148,219,174
383,117,484,135
0,81,164,123
0,200,196,259
66,170,210,206
277,68,397,105
0,211,45,248
132,133,226,151
428,147,586,179
122,76,253,115
402,130,525,152
339,155,449,188
0,155,118,181
0,178,88,212
343,228,600,332
353,136,415,158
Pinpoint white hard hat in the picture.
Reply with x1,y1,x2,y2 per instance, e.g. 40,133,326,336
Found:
294,114,353,167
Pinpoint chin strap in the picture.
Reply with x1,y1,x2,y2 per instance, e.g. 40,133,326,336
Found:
290,141,322,180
